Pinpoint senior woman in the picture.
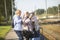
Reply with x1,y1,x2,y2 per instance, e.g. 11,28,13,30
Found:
13,10,23,40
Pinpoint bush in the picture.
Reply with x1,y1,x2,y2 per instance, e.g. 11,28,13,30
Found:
0,16,5,22
0,37,4,40
0,26,11,40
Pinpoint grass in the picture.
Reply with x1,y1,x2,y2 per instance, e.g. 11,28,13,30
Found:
0,26,11,40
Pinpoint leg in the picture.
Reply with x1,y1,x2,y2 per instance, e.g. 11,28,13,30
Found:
26,38,29,40
15,31,23,40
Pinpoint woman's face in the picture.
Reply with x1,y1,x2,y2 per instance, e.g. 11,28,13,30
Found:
18,11,21,16
25,12,29,17
17,11,21,16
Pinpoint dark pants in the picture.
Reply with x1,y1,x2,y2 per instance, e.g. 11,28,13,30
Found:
15,30,23,40
23,30,33,40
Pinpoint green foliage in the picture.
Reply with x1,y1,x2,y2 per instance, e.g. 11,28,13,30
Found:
58,4,60,13
0,37,4,40
0,0,16,24
47,6,58,15
35,9,45,15
0,0,5,17
58,4,60,10
0,16,5,21
47,7,53,14
52,6,58,14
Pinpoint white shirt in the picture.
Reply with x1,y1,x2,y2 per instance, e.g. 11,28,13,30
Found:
31,16,40,31
13,15,23,31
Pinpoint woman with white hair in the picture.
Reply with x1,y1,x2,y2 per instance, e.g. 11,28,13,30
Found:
13,10,23,40
23,11,31,40
30,12,40,40
30,12,40,31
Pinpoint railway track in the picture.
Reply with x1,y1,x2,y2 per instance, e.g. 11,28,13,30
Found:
40,26,60,40
40,27,56,40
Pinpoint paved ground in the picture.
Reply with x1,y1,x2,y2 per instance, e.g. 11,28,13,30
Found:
5,29,19,40
5,29,47,40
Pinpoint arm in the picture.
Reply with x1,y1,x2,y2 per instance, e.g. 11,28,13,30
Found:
14,17,22,24
25,18,30,23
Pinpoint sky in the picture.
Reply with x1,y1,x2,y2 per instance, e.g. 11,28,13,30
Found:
15,0,60,13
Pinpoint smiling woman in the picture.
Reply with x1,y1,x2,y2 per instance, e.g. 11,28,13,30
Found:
0,26,11,40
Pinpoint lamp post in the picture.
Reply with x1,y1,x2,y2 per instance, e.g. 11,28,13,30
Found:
34,4,36,15
45,0,48,18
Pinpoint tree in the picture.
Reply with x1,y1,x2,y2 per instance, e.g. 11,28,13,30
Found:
58,4,60,10
58,4,60,13
47,6,58,15
0,0,15,24
47,7,53,14
35,9,45,15
52,6,58,14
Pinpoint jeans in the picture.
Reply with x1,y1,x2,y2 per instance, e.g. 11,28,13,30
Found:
15,30,23,40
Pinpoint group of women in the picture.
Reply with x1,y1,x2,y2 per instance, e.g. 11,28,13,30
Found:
13,10,40,40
